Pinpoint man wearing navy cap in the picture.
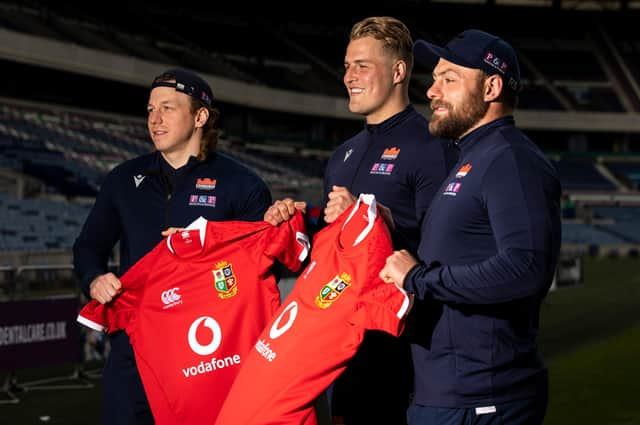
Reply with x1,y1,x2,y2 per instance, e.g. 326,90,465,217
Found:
380,30,561,425
73,68,272,424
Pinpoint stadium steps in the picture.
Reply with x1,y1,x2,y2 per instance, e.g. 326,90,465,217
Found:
594,162,629,191
593,223,639,244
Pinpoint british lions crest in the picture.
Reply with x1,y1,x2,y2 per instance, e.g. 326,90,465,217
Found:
213,261,237,299
315,272,352,309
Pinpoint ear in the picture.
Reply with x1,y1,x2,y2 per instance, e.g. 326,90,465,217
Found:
194,107,209,128
393,60,407,85
484,74,503,102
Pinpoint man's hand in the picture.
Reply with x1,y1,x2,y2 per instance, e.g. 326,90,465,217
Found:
161,227,184,237
324,186,356,224
264,198,307,226
379,250,418,289
89,272,122,304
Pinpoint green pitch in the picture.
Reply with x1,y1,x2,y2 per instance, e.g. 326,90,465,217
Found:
541,257,640,425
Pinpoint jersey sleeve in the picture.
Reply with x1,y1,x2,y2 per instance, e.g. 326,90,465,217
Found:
351,213,411,336
77,294,137,334
263,210,310,272
76,300,109,332
76,240,163,333
353,277,411,337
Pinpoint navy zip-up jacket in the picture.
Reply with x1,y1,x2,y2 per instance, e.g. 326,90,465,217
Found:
323,105,457,254
404,116,561,407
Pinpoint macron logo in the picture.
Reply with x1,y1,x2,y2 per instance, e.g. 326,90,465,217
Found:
133,175,145,188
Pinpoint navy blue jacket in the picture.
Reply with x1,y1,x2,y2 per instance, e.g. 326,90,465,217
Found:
323,105,457,254
404,117,561,407
74,150,271,295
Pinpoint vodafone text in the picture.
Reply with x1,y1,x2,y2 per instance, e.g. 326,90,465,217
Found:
255,339,277,362
181,354,241,378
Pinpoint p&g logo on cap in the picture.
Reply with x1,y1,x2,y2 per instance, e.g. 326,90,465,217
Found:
483,52,508,75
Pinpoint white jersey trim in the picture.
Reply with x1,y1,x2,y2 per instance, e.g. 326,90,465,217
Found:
342,193,377,247
167,216,207,253
77,314,106,332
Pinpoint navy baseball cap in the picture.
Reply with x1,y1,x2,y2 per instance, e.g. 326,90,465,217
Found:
151,68,214,106
414,29,521,92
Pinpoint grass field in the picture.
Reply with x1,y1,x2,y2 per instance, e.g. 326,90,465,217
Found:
545,323,640,425
2,256,639,424
541,257,640,425
1,363,102,425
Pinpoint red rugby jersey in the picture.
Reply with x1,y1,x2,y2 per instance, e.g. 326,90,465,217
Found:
215,194,411,425
77,212,309,425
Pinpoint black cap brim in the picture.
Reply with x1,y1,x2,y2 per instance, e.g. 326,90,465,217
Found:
413,39,477,71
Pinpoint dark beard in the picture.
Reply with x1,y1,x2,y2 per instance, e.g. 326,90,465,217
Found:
429,92,489,140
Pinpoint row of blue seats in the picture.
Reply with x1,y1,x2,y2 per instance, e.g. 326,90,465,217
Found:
1,201,638,251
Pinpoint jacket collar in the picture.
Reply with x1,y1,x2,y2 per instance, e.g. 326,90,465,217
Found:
454,116,515,152
364,104,415,135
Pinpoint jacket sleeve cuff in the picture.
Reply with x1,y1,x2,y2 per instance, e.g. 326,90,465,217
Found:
80,270,103,298
403,261,441,298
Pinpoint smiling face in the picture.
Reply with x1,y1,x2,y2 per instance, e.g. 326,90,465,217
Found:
147,85,201,159
426,58,489,140
343,36,399,124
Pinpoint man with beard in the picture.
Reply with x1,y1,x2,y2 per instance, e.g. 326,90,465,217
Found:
379,29,561,425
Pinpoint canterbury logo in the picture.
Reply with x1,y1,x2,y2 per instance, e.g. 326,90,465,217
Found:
188,316,222,355
161,287,181,305
343,149,353,162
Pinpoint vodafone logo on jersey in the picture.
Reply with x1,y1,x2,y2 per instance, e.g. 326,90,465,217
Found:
188,316,222,355
161,287,183,309
181,316,242,379
270,301,298,339
255,301,298,363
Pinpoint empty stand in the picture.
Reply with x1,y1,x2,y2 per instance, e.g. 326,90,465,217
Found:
552,157,619,191
604,160,640,190
0,191,90,252
562,222,627,245
592,206,640,243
